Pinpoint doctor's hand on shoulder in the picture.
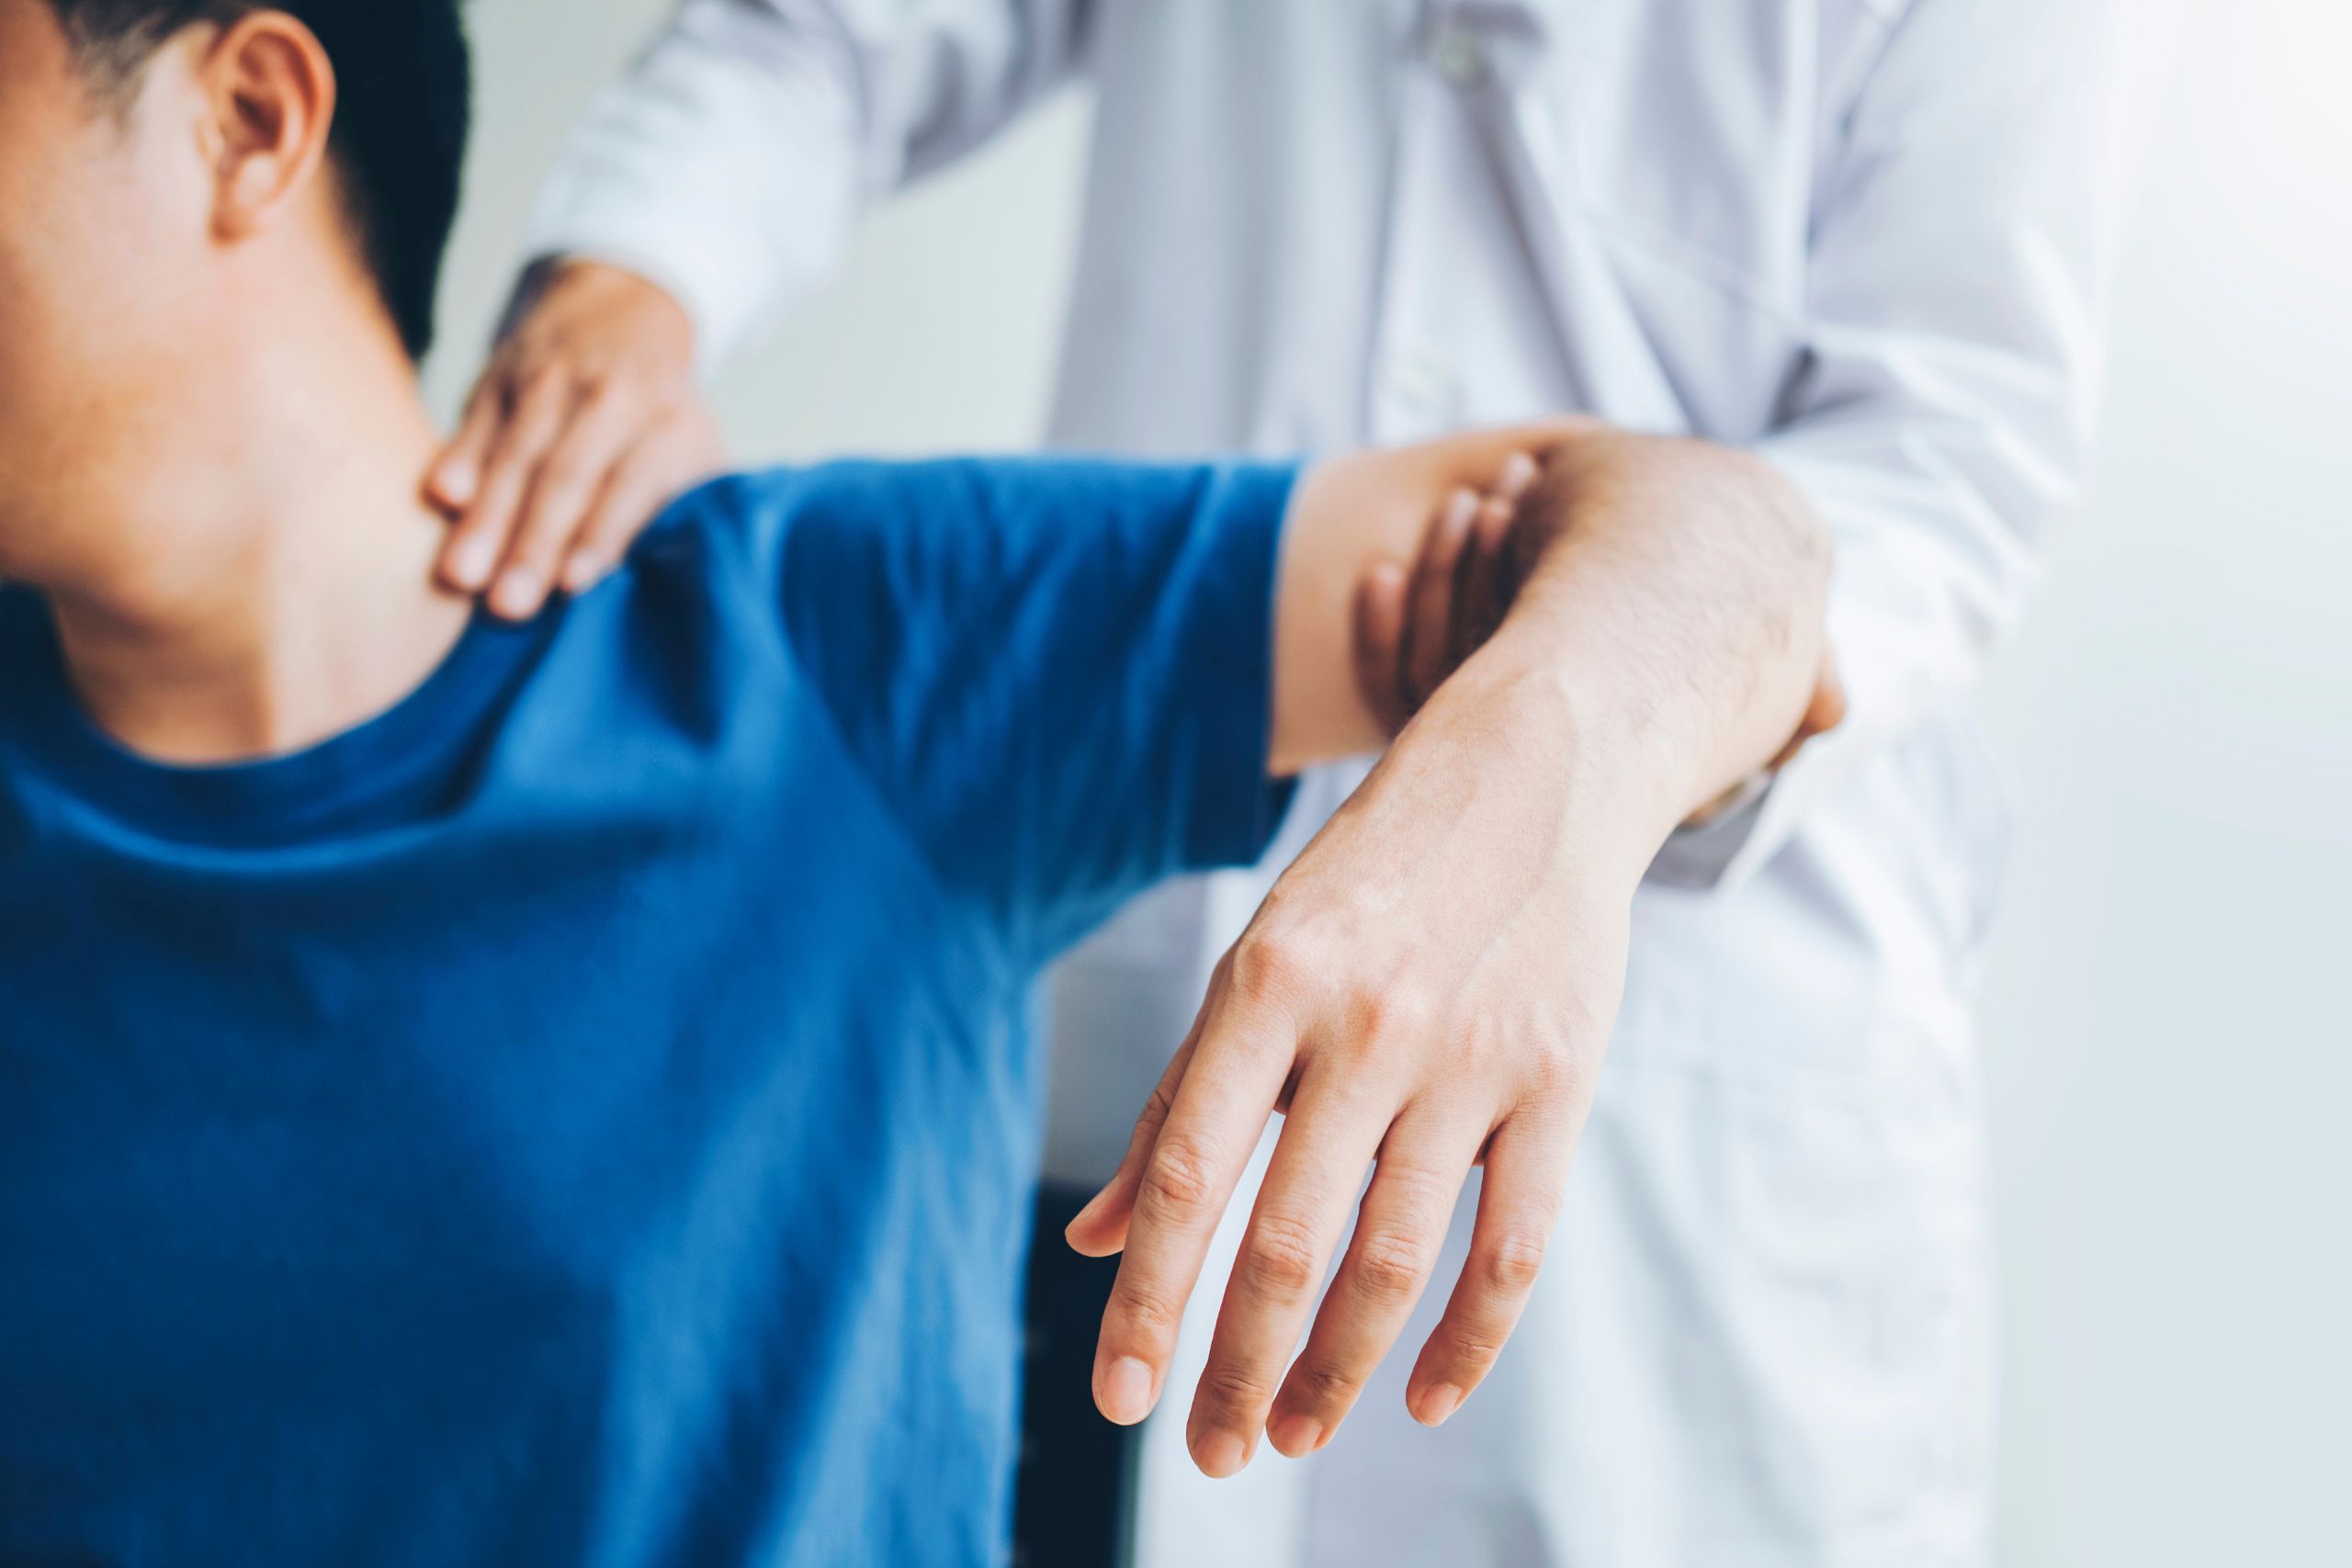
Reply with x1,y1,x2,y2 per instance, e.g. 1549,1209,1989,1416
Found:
427,259,724,620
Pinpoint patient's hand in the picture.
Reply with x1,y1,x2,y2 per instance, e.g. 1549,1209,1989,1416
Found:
1067,641,1629,1474
427,259,725,620
1064,453,1603,1478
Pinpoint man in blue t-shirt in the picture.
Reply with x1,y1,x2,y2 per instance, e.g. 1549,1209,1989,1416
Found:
0,4,1834,1564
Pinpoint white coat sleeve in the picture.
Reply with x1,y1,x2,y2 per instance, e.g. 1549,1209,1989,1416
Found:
524,0,1098,368
1647,0,2181,892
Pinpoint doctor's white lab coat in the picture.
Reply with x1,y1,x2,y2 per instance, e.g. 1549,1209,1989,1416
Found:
527,3,2176,1563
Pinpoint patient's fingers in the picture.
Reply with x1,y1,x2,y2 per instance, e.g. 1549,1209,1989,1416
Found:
1090,969,1295,1428
1066,1014,1203,1259
1266,1104,1480,1456
1406,1104,1576,1427
1183,1066,1389,1476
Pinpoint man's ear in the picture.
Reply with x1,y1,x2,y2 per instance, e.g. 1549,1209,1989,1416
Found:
196,12,336,242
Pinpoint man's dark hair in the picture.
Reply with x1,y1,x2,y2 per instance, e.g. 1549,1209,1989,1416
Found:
49,1,471,360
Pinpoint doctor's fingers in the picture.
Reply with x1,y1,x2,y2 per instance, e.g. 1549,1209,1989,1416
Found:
560,404,728,593
1384,477,1523,718
1405,1100,1578,1427
1403,489,1479,708
1182,1066,1396,1476
437,371,573,611
1351,560,1414,735
1086,973,1299,1430
430,370,508,541
1780,649,1850,765
489,382,666,617
1452,494,1518,660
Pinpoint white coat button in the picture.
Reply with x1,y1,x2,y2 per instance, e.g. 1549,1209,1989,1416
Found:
1433,30,1485,86
1386,342,1457,420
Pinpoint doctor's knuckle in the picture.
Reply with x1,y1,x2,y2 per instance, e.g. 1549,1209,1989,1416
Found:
572,367,624,405
517,367,570,412
537,452,594,500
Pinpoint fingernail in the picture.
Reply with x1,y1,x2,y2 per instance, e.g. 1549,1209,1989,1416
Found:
1269,1412,1323,1457
1194,1429,1247,1478
435,462,478,506
1446,490,1479,528
1413,1382,1465,1427
1500,451,1540,492
561,553,602,592
492,568,543,619
447,535,497,589
1100,1356,1156,1425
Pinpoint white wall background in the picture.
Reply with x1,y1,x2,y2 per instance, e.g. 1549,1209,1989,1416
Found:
426,4,2352,1562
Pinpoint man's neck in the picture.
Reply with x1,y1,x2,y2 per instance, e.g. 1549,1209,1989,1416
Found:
40,340,475,767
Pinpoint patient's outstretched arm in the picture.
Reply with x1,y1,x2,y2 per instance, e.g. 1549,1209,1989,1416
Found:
1071,423,1835,1475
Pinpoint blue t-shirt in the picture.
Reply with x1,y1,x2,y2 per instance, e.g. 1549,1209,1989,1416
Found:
0,458,1298,1567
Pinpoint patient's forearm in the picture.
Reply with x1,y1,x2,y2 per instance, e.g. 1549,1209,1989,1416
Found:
1080,426,1830,1466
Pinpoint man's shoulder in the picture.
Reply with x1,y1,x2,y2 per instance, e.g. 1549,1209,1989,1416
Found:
623,464,873,581
648,459,1009,615
593,464,920,680
608,469,800,610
